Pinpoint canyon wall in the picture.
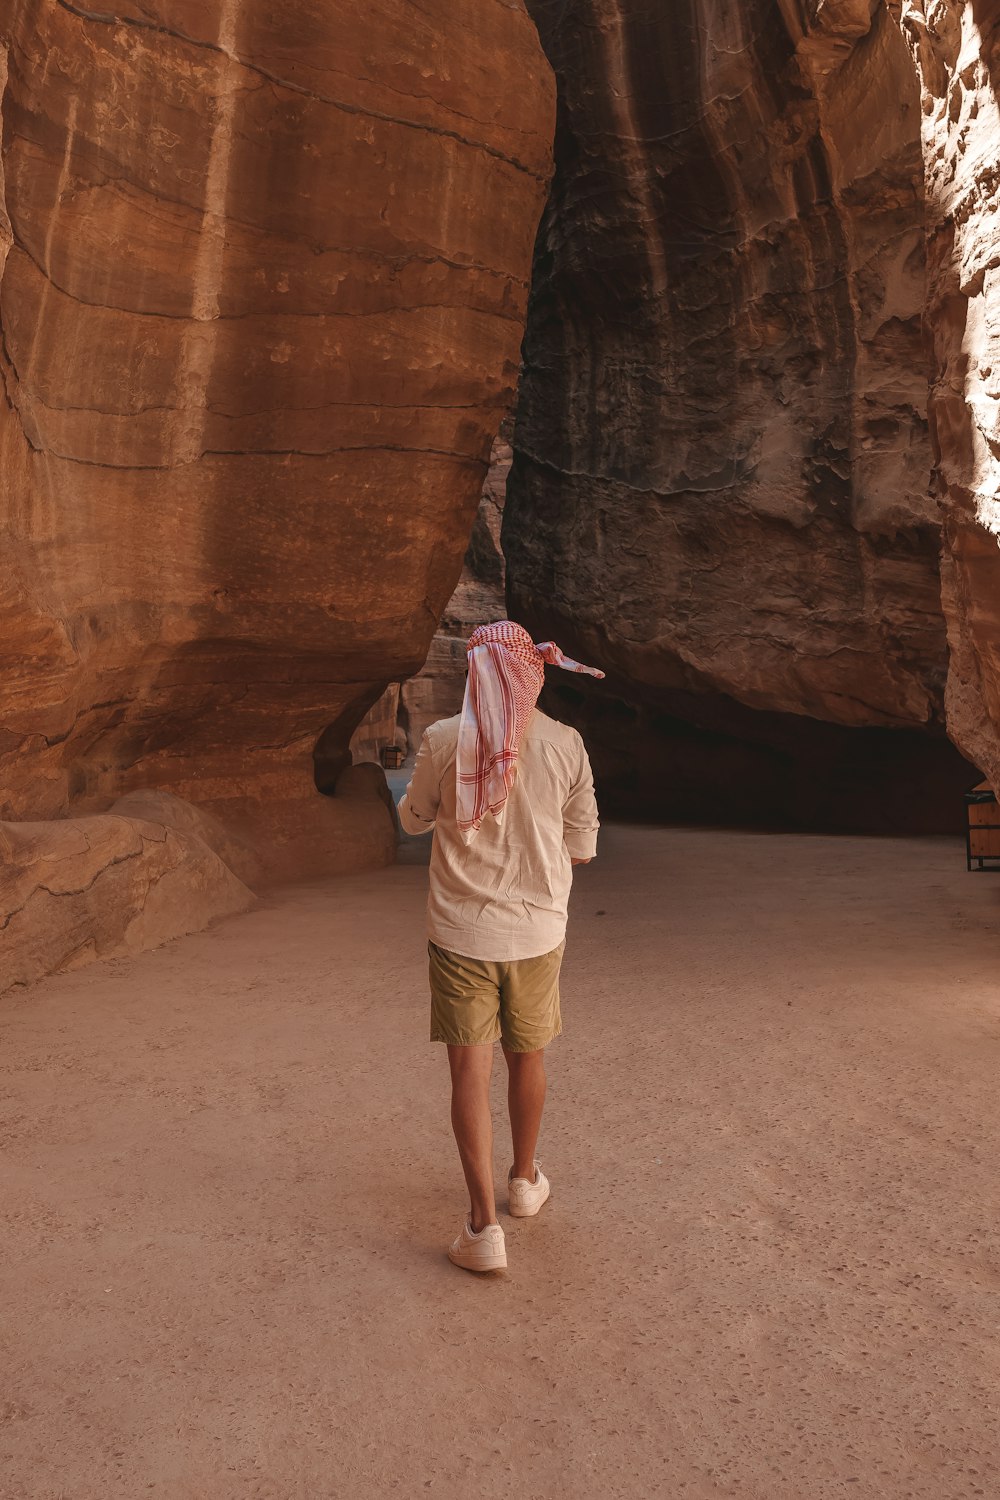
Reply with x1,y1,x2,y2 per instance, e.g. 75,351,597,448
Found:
508,0,979,829
0,0,553,985
891,0,1000,794
340,430,510,767
400,426,510,750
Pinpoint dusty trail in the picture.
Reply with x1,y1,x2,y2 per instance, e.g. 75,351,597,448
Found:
3,826,999,1499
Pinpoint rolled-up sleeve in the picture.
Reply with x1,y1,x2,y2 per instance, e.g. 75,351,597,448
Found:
397,730,441,835
563,737,599,860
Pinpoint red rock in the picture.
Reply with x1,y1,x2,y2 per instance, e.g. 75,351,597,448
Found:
891,0,1000,795
0,804,255,992
508,0,978,830
0,1,554,983
401,429,511,750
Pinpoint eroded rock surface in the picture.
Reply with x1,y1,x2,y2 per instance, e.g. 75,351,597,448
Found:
0,1,553,983
1,800,256,992
891,0,1000,793
508,0,978,829
400,428,510,750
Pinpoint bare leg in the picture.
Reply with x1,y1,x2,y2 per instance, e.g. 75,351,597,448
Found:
503,1046,547,1181
447,1043,497,1232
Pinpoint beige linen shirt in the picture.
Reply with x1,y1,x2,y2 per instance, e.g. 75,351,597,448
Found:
397,710,600,961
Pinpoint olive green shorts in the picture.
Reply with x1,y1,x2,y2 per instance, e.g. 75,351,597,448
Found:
428,940,565,1052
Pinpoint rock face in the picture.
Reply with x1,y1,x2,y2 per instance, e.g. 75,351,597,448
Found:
327,428,511,768
400,428,510,750
1,799,256,992
0,1,553,985
507,0,979,829
347,683,404,770
891,0,1000,794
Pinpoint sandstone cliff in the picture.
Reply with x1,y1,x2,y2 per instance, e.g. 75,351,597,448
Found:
400,428,510,750
0,1,553,985
891,0,1000,795
507,0,981,829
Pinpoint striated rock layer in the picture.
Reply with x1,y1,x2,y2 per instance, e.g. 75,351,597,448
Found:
400,426,510,751
508,0,978,830
338,430,511,771
0,0,553,985
1,797,256,991
891,0,1000,795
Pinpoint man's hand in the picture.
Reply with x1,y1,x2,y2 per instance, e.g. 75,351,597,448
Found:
571,857,592,865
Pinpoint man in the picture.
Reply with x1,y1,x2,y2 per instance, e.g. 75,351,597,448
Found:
397,619,602,1273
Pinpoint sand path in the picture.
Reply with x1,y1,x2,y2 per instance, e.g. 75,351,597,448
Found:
3,826,1000,1499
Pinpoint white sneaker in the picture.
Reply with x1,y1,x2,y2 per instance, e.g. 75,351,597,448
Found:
447,1220,507,1273
508,1162,550,1217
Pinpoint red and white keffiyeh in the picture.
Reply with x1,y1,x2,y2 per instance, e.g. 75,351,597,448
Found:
456,619,604,844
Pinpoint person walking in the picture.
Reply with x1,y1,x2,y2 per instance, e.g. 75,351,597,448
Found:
397,619,603,1273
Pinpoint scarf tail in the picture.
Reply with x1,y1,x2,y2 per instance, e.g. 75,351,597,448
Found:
456,622,603,843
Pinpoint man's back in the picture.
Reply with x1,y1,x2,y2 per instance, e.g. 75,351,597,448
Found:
398,708,599,961
398,618,604,1272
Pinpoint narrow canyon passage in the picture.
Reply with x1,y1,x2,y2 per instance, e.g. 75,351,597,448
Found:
3,827,999,1499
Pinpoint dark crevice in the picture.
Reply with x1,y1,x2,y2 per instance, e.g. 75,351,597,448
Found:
543,679,979,835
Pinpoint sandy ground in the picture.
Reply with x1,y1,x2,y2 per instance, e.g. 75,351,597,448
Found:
3,824,1000,1500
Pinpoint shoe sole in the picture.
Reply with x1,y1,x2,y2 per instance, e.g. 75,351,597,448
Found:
508,1180,551,1218
447,1248,507,1273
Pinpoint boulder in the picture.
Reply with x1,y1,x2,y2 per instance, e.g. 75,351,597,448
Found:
0,807,255,992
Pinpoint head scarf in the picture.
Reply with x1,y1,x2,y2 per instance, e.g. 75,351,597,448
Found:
456,619,604,844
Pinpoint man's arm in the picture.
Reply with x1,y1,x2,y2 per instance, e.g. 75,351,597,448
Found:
396,730,441,835
563,737,599,864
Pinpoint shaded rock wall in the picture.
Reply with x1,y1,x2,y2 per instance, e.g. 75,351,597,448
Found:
400,427,510,751
347,683,404,772
0,0,553,984
891,0,1000,793
508,0,978,829
326,432,511,773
